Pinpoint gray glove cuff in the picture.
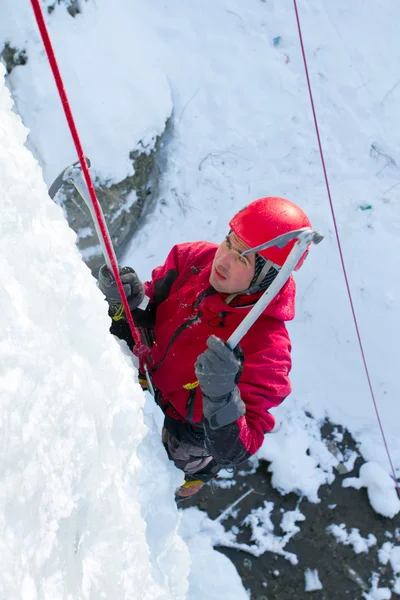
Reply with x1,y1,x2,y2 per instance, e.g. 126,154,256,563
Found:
203,387,246,430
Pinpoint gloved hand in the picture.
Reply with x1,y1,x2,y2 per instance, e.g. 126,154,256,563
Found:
195,335,246,429
97,264,145,311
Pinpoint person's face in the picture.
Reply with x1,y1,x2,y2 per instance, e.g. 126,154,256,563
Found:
209,231,256,293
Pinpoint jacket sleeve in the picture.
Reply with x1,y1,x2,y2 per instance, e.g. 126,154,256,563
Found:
140,242,197,311
109,244,189,346
203,324,292,466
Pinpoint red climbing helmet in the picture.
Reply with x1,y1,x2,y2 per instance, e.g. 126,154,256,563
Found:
229,197,312,270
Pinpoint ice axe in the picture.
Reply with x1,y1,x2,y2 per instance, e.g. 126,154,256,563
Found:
226,227,323,350
50,159,119,275
49,158,154,393
49,158,149,310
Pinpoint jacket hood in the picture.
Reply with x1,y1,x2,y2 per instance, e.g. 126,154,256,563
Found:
260,275,296,321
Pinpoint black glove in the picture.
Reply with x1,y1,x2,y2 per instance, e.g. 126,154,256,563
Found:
98,264,145,311
195,335,245,429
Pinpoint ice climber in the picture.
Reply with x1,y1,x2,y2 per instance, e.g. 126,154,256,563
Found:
98,197,312,500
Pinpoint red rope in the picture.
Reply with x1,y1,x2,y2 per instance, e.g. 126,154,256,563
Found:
293,0,400,497
29,0,150,360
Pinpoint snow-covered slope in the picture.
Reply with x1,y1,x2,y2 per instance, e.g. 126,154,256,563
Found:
0,0,172,184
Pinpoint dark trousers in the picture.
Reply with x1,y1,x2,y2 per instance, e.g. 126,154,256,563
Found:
162,416,221,482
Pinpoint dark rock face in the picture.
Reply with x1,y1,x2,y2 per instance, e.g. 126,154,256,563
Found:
54,122,170,275
47,0,82,17
0,42,28,74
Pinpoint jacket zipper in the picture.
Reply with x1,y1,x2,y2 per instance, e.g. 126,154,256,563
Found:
186,386,200,423
193,286,217,308
152,311,203,374
152,287,217,374
152,285,219,425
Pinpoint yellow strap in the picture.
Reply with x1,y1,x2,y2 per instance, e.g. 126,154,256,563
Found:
183,380,199,390
181,480,203,489
138,376,148,390
111,303,125,321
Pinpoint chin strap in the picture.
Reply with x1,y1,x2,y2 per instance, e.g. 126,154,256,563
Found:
224,260,274,305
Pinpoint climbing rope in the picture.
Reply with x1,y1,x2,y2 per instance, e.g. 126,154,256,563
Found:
29,0,150,360
293,0,400,497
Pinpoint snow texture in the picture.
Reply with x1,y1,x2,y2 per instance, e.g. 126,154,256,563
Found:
304,569,323,592
326,523,377,554
343,462,400,518
363,573,392,600
0,0,172,184
213,501,305,565
378,542,400,595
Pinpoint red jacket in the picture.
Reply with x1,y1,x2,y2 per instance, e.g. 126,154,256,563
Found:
139,241,294,461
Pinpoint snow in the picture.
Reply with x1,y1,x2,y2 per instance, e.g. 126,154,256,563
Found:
212,501,306,565
378,542,400,595
326,523,377,554
251,404,338,502
378,541,400,572
0,0,172,184
213,468,236,489
343,462,400,519
179,509,248,600
2,0,400,596
363,573,392,600
304,568,323,592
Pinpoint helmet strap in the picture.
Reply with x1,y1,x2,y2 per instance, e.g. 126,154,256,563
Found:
249,259,274,290
224,259,274,305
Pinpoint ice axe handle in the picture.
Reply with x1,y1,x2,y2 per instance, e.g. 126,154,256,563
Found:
241,227,319,256
65,165,118,273
62,163,150,310
227,229,323,350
